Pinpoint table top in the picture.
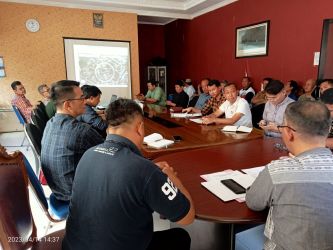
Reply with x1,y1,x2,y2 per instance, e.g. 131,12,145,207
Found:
153,137,288,224
142,104,263,159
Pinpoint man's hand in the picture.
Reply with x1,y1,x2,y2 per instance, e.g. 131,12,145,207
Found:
182,107,192,113
202,117,215,125
155,161,178,177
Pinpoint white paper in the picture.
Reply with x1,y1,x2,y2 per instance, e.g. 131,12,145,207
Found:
200,169,239,181
201,171,255,202
201,180,246,202
241,166,265,179
190,118,203,124
147,139,174,149
171,113,201,118
144,133,163,144
222,125,252,133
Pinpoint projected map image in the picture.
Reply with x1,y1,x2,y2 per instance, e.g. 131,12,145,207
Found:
79,56,129,86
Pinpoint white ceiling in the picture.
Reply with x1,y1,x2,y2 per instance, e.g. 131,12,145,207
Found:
1,0,238,25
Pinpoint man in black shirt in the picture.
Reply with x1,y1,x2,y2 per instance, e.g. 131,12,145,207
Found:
166,80,189,108
63,98,195,250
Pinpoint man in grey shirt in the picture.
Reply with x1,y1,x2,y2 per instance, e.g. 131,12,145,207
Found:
259,80,294,137
237,101,333,250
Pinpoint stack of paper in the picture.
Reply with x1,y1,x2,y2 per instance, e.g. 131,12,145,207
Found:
171,113,202,118
200,170,255,202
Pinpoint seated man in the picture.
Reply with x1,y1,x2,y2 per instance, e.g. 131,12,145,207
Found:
259,80,294,137
239,77,255,104
183,79,225,116
137,80,166,106
194,78,211,110
166,80,189,109
251,77,272,128
298,78,316,101
319,79,333,95
41,80,104,202
63,98,195,250
285,80,299,101
202,83,252,127
10,81,33,122
320,88,333,149
184,78,196,101
241,100,333,250
37,84,51,105
76,85,108,137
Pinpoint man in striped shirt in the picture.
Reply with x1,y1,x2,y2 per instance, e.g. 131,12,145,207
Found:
237,101,333,250
11,81,33,122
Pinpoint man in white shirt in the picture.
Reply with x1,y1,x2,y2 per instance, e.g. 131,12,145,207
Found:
202,83,252,127
183,79,196,101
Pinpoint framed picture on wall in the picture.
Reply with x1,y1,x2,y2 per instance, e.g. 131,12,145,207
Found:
93,13,103,28
236,21,270,58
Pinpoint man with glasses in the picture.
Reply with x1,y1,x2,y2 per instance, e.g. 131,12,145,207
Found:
182,79,225,115
37,84,51,105
41,80,104,202
237,100,333,250
259,80,294,137
320,88,333,149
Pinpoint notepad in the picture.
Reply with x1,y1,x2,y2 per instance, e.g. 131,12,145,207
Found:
222,125,253,133
143,133,174,149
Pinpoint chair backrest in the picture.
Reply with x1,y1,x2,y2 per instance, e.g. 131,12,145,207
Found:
31,112,46,133
12,105,26,125
35,103,49,124
25,123,42,156
0,152,37,250
22,155,49,210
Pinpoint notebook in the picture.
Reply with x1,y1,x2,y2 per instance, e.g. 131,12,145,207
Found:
222,125,252,133
143,133,174,149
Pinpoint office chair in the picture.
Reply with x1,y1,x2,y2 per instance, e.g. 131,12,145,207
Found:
0,152,65,250
31,111,46,134
22,155,69,234
11,105,28,147
24,123,43,179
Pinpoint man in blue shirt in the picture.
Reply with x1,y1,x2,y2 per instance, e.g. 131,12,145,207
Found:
194,78,211,109
63,98,195,250
76,85,108,137
41,80,104,202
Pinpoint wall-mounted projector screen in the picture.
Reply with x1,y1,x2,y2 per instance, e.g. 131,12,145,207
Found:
64,38,132,105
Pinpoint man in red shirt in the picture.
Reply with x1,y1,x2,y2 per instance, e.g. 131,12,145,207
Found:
11,81,33,123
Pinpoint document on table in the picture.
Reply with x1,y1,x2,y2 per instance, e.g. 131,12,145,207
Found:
241,166,265,178
201,170,255,202
170,113,202,118
190,118,203,124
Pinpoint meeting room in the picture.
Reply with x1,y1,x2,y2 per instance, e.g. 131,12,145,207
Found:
1,0,333,249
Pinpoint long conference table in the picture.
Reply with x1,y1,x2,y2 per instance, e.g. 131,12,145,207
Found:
139,104,287,249
153,138,287,250
142,104,263,159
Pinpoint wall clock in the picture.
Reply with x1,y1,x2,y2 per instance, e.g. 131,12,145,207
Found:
25,19,40,32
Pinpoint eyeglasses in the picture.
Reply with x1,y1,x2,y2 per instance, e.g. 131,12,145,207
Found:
265,91,284,101
62,96,85,103
277,125,296,133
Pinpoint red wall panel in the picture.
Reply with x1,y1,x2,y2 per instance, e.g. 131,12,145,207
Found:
138,24,165,93
164,0,333,91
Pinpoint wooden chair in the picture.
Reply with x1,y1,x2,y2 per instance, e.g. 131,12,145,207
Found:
0,150,65,250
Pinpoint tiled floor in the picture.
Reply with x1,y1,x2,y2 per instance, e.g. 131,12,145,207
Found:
0,131,170,240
